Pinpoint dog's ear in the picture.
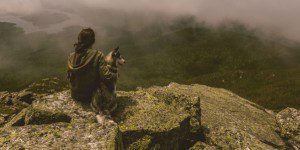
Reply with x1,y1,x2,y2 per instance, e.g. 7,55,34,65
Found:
112,46,120,58
114,46,119,52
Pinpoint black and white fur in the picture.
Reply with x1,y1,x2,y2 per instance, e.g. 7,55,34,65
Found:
96,46,125,124
105,46,125,92
105,46,126,67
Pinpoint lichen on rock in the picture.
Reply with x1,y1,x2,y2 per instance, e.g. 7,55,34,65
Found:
0,122,120,149
276,107,300,149
1,91,122,149
115,83,289,149
0,82,299,149
127,135,153,150
24,77,67,95
115,85,202,149
189,141,217,150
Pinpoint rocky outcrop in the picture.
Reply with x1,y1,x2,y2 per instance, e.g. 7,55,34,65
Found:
24,77,68,95
0,78,68,126
0,82,298,149
0,91,30,126
276,108,300,149
4,106,71,127
115,83,286,149
0,91,123,149
115,85,201,149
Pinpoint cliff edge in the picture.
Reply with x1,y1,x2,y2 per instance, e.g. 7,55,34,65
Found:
0,80,299,149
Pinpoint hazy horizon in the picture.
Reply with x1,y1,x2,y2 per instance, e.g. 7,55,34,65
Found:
0,0,300,42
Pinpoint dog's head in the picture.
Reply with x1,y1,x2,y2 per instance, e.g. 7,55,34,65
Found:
109,46,126,66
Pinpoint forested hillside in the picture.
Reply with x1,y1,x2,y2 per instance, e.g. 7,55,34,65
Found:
0,17,299,110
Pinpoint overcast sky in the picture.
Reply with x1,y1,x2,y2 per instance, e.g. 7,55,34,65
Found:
0,0,299,41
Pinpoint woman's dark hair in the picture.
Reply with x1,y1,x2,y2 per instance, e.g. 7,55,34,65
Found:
74,28,95,53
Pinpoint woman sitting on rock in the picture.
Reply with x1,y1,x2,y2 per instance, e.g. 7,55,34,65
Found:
67,28,117,124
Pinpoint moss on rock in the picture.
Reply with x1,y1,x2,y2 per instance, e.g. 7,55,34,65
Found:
25,106,71,125
24,77,67,95
4,106,71,127
115,83,287,149
0,122,120,149
189,141,216,150
1,91,122,149
1,83,298,149
276,108,300,149
128,135,152,150
115,85,202,149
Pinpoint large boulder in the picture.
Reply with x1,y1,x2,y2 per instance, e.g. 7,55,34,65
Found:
276,108,300,149
169,83,285,149
0,91,123,149
0,91,32,116
114,83,285,149
0,83,294,149
115,86,201,149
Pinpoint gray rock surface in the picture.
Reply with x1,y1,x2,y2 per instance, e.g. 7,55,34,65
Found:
276,108,300,149
0,83,298,149
116,85,201,149
0,91,122,149
115,83,287,149
165,83,285,149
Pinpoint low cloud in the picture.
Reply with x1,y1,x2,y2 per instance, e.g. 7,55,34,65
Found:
0,0,300,41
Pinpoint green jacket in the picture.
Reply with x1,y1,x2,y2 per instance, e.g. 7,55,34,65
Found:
67,49,116,102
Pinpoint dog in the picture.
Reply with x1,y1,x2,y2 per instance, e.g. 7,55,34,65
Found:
105,46,126,67
105,46,125,92
96,46,125,124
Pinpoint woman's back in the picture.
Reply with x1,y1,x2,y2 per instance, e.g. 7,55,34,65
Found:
67,49,101,102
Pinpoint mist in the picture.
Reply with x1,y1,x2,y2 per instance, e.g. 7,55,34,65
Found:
1,0,300,110
0,0,299,41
